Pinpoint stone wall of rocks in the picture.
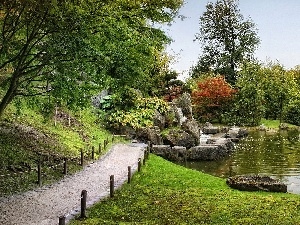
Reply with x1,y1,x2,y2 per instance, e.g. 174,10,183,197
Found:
134,93,249,162
151,137,235,161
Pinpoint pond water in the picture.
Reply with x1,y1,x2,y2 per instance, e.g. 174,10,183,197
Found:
178,129,300,194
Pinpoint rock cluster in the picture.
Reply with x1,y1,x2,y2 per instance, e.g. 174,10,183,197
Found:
135,93,248,162
189,139,234,161
136,92,199,147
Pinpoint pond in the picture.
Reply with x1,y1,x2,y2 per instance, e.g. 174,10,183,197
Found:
178,129,300,194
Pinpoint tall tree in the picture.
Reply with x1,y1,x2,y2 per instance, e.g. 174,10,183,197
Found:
0,0,183,118
193,0,260,85
227,61,265,126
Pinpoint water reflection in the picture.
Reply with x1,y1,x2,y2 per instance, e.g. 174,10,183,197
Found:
178,129,300,194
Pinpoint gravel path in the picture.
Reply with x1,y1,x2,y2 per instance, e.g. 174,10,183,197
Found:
0,142,146,225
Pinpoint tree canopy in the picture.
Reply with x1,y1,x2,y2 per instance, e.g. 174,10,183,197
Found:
192,0,260,85
0,0,183,118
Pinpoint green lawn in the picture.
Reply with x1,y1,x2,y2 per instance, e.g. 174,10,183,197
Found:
260,118,298,129
70,155,300,225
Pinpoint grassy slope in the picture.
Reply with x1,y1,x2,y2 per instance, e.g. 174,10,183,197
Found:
0,103,116,196
70,154,300,225
1,99,299,223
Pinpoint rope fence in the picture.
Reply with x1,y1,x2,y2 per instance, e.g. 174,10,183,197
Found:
0,135,116,186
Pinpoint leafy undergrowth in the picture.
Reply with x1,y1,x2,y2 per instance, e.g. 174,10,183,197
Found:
70,155,300,225
0,103,116,196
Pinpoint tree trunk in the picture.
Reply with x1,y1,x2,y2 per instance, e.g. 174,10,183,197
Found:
279,95,283,123
0,77,18,119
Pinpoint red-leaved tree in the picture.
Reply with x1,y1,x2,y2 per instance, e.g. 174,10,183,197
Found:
192,76,236,122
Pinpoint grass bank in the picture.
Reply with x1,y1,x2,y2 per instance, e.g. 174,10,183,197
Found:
70,154,300,225
260,118,298,129
0,103,117,196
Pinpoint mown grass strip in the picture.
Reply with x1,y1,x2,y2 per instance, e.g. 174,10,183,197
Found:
70,154,300,225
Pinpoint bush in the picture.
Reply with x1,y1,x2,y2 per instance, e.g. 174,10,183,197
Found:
191,75,236,122
99,95,169,130
284,100,300,126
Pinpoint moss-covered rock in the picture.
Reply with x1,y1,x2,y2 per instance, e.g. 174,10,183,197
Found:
162,128,197,149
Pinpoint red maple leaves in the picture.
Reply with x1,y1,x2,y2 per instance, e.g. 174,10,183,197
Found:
192,76,236,121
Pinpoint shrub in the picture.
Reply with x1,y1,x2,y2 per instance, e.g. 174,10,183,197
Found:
284,100,300,126
100,96,169,130
191,75,236,122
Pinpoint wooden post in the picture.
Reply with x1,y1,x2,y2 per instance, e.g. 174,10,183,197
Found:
55,105,58,127
68,115,71,127
38,162,42,186
112,134,115,142
98,143,102,155
128,166,131,184
80,150,84,166
143,151,147,164
146,148,149,160
92,146,95,160
146,143,150,160
103,140,107,149
81,190,87,218
63,158,67,175
59,216,66,225
110,175,114,198
138,158,141,172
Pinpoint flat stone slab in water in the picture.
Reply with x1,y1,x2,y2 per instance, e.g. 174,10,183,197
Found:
226,175,287,193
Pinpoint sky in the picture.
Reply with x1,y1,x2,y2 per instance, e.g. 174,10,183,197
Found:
162,0,300,80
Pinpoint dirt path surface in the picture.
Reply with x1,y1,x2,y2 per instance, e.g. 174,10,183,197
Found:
0,142,146,225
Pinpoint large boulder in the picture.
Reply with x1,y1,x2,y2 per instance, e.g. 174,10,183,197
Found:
279,123,289,130
162,128,197,149
226,175,287,193
202,122,220,134
237,128,248,138
151,145,187,161
224,127,248,142
91,90,109,108
153,111,166,130
165,104,180,127
182,118,200,145
117,126,136,139
174,92,193,119
151,145,171,158
188,138,234,160
136,126,163,145
206,137,234,149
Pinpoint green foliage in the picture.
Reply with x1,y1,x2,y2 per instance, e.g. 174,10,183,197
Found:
284,99,300,126
225,61,265,126
0,0,183,118
70,155,300,225
103,96,169,130
260,62,298,121
189,60,300,126
193,0,260,85
223,61,300,126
